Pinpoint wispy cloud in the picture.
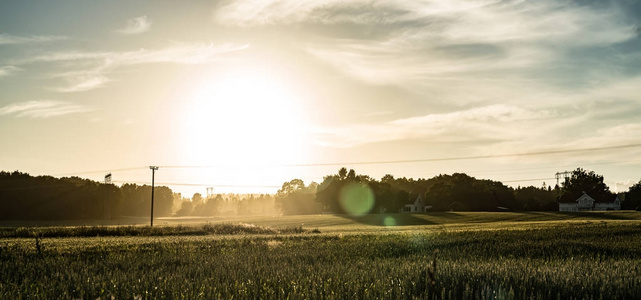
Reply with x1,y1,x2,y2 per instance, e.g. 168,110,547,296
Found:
0,34,67,45
314,104,555,148
14,42,248,65
215,0,347,26
303,1,634,95
212,0,641,164
53,74,110,93
114,16,152,35
0,66,20,78
0,100,91,118
12,42,249,92
214,0,499,26
217,0,637,108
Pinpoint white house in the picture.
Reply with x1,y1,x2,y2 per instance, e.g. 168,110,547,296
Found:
594,195,621,211
559,192,621,212
403,194,432,213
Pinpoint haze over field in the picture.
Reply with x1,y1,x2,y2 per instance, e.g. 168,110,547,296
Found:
1,0,641,195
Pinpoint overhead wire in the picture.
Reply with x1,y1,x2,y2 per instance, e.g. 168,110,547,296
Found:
52,166,146,176
401,159,641,180
43,142,641,189
502,177,556,183
157,142,641,168
111,180,280,189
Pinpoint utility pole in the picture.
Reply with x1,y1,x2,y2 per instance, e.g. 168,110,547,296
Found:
555,171,571,186
150,166,159,227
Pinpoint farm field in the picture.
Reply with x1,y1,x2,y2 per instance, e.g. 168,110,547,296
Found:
3,211,641,232
2,212,641,299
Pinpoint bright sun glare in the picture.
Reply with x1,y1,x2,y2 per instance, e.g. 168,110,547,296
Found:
179,66,310,173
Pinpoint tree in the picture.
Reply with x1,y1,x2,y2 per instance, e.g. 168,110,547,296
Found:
276,179,320,215
424,173,514,211
190,193,204,215
175,199,194,216
0,171,127,220
316,175,341,212
624,180,641,210
347,169,356,179
202,194,222,216
559,168,611,203
514,186,556,211
338,168,347,180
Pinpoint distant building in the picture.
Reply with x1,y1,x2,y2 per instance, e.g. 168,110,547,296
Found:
558,192,621,212
402,194,432,213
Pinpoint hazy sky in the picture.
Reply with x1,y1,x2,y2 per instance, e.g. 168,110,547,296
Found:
1,0,640,195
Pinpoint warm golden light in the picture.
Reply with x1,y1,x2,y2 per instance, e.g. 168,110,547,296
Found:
179,64,310,171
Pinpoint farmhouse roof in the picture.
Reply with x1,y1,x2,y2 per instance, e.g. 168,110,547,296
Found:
594,194,620,203
403,193,424,205
558,192,619,203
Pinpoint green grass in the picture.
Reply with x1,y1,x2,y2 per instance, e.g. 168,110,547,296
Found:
2,212,641,299
0,223,308,238
3,211,640,232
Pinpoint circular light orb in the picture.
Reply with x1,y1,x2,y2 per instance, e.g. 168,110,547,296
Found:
339,183,375,217
383,216,396,227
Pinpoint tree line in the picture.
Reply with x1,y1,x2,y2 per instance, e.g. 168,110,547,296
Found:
277,167,641,215
1,168,641,220
173,193,277,217
0,171,174,220
0,171,277,220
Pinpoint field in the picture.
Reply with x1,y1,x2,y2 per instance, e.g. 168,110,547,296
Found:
2,212,641,299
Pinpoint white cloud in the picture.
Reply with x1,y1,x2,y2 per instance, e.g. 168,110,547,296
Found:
12,42,249,92
390,104,550,126
54,75,110,93
0,100,91,118
214,0,501,26
304,1,634,95
0,66,20,78
314,104,553,147
216,0,636,105
116,43,250,64
114,16,152,35
0,34,67,45
612,179,639,193
215,0,353,26
13,43,249,65
216,0,639,164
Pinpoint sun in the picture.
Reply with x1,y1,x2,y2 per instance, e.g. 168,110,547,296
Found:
178,65,311,170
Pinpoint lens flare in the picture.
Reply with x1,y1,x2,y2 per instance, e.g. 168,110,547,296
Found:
339,183,374,216
383,216,396,227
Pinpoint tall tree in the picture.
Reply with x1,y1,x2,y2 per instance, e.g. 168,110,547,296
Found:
276,179,319,215
559,168,611,202
623,179,641,210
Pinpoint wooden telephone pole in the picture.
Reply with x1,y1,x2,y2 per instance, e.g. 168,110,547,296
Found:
150,166,159,227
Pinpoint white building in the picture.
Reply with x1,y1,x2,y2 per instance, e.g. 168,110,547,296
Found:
559,192,621,212
594,195,622,211
403,194,432,213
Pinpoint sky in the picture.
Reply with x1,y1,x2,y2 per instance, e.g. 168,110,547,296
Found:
1,0,641,196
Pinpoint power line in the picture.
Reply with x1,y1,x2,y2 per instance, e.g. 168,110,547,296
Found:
111,180,280,189
474,159,641,176
159,142,641,168
287,142,641,166
52,166,145,176
46,143,641,177
401,159,641,180
502,177,556,183
0,184,68,191
110,174,558,188
38,142,641,191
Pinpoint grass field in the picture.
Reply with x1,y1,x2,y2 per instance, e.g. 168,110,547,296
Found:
2,212,641,299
